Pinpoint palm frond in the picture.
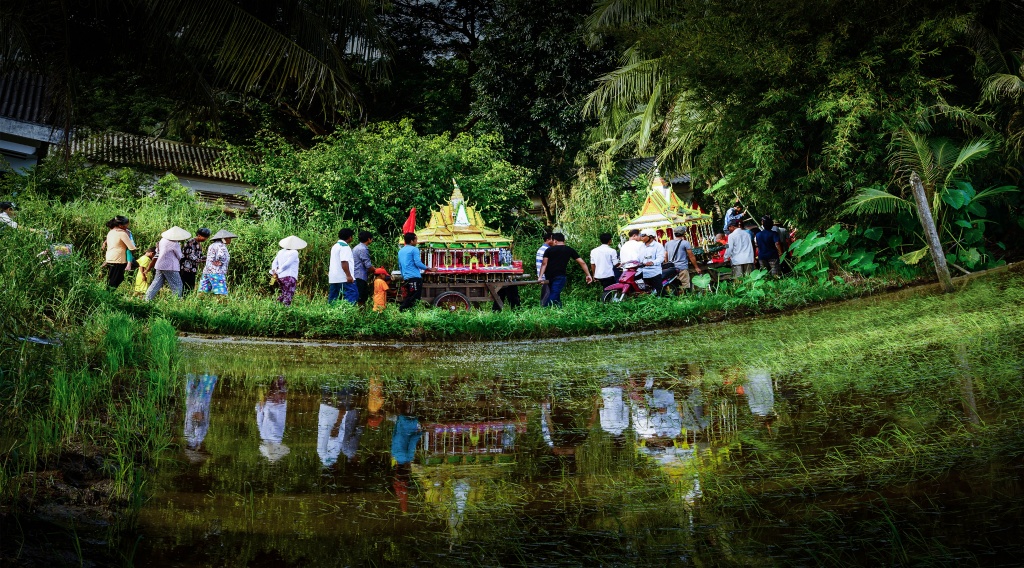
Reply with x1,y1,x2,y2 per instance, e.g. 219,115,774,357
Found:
973,184,1020,202
583,46,664,117
941,138,994,189
585,0,674,32
843,187,914,216
982,72,1024,103
140,0,386,112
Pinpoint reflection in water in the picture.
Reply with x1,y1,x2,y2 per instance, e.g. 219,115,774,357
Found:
317,387,364,467
392,401,421,513
183,373,217,453
744,369,775,417
256,376,289,462
130,341,1024,567
599,386,628,436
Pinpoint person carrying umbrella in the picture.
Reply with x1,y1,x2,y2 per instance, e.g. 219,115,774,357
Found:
272,235,306,306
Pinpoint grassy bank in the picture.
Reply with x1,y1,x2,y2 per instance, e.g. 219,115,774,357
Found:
0,228,181,525
116,268,921,341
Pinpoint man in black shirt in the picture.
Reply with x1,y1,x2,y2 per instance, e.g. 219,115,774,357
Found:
538,233,594,308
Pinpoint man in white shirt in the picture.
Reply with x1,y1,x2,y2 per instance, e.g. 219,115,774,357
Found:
589,232,620,288
0,202,17,229
328,228,356,304
637,229,667,295
724,221,755,279
619,228,643,266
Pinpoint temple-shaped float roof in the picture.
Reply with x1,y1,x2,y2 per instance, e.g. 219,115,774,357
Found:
619,171,713,237
416,183,513,249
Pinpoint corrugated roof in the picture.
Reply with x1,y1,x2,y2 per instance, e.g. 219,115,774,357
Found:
619,157,690,185
70,132,244,182
0,71,54,125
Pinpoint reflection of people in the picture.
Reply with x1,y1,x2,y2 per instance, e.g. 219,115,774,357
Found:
599,386,629,437
391,402,421,466
744,370,775,417
391,400,421,513
680,387,710,432
630,378,682,439
540,399,592,455
184,373,218,450
317,387,364,466
256,377,290,462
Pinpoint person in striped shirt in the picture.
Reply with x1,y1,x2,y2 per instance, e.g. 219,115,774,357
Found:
535,231,553,306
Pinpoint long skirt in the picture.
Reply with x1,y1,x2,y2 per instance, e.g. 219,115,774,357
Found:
278,276,297,305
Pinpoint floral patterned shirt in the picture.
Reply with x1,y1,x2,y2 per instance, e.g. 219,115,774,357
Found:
203,242,230,275
180,238,206,273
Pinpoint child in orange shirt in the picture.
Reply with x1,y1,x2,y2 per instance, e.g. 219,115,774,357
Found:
372,267,391,312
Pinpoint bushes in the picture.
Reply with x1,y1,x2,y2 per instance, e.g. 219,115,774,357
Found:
230,121,538,236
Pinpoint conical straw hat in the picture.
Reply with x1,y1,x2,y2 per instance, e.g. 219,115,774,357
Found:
211,229,238,240
279,235,307,250
161,226,192,241
259,441,291,462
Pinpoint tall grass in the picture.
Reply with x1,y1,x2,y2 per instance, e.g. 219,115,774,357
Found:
121,268,918,341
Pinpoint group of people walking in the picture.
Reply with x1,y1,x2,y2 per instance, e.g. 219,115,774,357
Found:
96,202,791,309
720,204,791,279
101,216,236,299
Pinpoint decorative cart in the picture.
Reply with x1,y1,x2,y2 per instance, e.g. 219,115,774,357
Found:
619,170,715,247
396,182,533,311
616,170,729,291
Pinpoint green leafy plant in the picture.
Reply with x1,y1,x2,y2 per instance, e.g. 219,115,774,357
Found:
789,224,880,279
844,132,1018,270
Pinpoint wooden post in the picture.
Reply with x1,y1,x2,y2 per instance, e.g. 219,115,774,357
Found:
910,172,955,293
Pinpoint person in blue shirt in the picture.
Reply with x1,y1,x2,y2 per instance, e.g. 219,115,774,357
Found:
723,203,745,232
755,215,784,276
398,232,431,311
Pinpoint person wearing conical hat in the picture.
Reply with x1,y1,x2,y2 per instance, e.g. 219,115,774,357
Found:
145,226,191,301
199,229,237,296
271,235,306,306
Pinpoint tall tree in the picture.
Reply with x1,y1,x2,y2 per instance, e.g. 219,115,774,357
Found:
0,0,388,140
361,0,493,133
472,0,616,219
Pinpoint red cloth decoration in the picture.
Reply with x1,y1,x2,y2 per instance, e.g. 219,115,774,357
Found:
402,208,417,234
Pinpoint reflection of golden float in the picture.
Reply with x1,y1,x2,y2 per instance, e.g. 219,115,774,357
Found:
619,172,714,246
416,415,527,467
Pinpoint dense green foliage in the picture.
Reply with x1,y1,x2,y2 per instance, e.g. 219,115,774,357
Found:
230,121,537,236
585,0,976,217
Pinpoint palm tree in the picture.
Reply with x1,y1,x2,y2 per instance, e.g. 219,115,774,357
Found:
844,130,1016,267
0,0,388,137
582,1,685,166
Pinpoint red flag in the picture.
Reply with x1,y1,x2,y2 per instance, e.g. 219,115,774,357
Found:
402,208,416,234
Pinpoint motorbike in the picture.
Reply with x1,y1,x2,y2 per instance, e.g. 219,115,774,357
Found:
601,261,680,302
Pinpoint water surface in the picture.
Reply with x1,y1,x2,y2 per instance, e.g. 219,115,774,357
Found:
134,329,1024,567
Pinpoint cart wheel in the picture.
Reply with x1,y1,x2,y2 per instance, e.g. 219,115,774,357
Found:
601,290,626,303
434,291,472,312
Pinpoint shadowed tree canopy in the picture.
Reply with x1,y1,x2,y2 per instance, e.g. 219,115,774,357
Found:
360,0,493,133
471,0,617,218
0,0,388,142
581,0,1016,226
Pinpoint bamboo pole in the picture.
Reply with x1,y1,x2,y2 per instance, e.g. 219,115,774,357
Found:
910,172,955,293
